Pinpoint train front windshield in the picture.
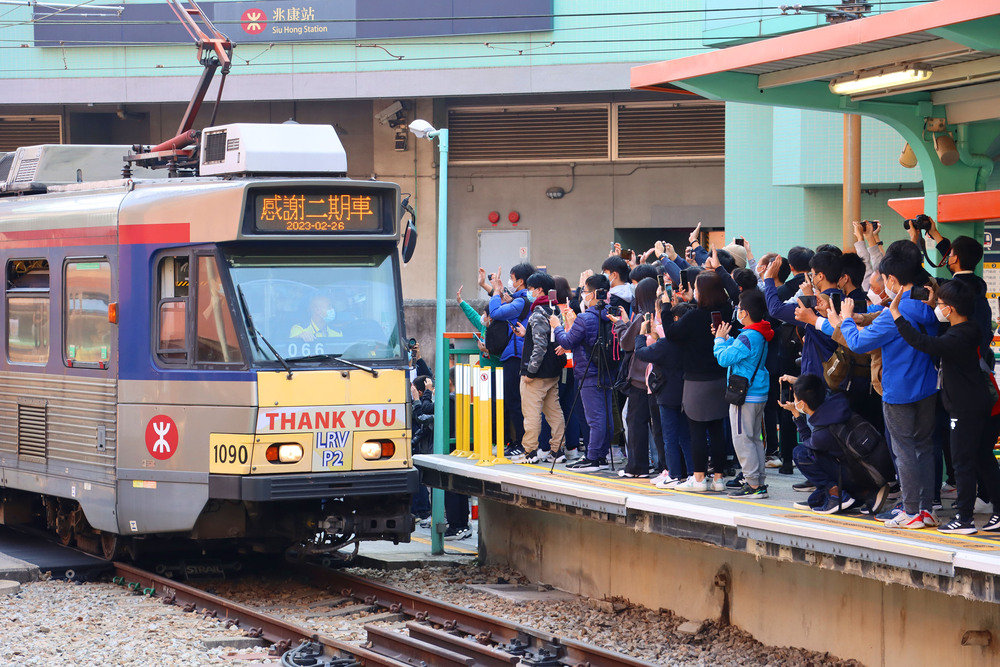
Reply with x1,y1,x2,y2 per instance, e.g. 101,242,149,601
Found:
226,253,403,363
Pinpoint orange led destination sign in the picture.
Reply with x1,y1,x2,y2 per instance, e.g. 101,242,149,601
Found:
252,188,383,233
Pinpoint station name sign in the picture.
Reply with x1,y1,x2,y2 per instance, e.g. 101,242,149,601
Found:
32,1,553,46
251,188,383,233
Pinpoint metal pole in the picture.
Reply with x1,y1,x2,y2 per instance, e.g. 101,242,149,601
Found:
843,114,861,252
430,128,449,556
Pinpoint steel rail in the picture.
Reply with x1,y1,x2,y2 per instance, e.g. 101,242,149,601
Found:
110,562,406,667
292,563,663,667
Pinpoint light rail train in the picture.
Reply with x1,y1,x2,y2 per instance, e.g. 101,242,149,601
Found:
0,123,419,559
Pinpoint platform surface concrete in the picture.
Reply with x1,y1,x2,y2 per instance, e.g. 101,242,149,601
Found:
0,552,37,584
415,453,1000,586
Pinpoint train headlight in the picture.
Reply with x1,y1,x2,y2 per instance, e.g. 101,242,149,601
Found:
361,439,395,460
266,443,304,463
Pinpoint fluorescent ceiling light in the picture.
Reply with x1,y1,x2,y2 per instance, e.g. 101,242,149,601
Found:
829,65,933,95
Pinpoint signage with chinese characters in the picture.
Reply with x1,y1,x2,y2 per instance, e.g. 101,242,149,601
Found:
33,1,552,46
251,188,383,233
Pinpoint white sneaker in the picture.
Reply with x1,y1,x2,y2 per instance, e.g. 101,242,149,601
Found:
655,477,685,490
764,456,782,469
650,471,670,485
710,478,726,492
675,477,709,492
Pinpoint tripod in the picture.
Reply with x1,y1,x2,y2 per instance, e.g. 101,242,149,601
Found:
549,304,616,474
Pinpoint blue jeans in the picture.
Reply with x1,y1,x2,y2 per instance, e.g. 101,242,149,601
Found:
658,404,692,479
581,380,612,461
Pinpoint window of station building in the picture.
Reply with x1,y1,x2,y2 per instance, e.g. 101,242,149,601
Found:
6,259,50,365
64,259,112,367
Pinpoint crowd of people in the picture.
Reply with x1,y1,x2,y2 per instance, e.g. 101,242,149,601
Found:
444,215,1000,535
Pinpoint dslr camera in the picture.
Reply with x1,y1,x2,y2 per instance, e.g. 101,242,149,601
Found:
859,219,879,232
903,214,933,232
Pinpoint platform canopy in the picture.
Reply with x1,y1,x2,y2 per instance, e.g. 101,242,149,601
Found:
631,0,1000,225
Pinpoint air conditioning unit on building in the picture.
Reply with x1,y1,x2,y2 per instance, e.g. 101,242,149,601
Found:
199,123,348,177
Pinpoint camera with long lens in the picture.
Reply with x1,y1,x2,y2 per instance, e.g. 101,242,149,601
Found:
407,337,417,359
903,214,933,232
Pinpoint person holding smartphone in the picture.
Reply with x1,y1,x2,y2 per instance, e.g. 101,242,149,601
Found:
658,270,732,492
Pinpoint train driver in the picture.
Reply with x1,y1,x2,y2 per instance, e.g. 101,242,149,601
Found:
289,294,345,342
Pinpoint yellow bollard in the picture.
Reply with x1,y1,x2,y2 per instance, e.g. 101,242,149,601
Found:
468,364,481,460
453,364,471,456
491,365,511,465
475,367,495,466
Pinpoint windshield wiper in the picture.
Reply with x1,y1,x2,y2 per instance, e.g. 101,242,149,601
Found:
236,284,293,379
284,353,378,377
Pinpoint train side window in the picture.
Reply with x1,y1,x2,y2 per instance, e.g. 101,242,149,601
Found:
6,259,50,365
64,260,112,367
195,255,243,364
156,256,190,363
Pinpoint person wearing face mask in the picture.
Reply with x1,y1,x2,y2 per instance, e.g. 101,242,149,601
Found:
554,273,614,472
889,280,1000,534
290,294,344,342
488,262,535,456
827,242,939,530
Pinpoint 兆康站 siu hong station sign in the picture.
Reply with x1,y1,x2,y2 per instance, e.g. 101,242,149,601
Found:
31,1,554,46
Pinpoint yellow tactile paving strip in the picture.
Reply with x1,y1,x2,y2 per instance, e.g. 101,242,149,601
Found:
517,462,1000,551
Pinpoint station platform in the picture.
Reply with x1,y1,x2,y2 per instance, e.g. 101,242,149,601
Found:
416,453,1000,666
0,526,108,582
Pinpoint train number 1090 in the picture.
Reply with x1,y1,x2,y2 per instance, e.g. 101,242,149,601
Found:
212,443,249,465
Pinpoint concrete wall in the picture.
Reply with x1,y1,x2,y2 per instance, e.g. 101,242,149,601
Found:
480,500,1000,667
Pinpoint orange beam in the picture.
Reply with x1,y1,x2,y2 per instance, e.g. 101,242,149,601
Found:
888,190,1000,222
631,0,1000,91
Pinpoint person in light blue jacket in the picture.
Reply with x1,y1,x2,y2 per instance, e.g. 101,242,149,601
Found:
713,291,774,499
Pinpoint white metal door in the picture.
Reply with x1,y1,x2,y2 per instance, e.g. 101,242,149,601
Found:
477,230,531,282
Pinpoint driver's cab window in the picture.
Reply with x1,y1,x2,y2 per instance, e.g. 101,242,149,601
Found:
155,252,244,367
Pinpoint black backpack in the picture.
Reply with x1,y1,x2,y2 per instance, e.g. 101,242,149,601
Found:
829,414,895,489
484,297,530,357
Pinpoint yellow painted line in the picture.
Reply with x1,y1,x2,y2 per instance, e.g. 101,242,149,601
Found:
519,464,1000,549
409,536,478,555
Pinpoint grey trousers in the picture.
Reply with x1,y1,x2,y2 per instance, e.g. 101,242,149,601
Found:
883,394,937,515
730,402,766,487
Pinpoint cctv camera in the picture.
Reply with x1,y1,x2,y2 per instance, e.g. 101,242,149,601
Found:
375,101,404,125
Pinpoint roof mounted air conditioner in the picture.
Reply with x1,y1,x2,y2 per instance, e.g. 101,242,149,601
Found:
199,123,348,177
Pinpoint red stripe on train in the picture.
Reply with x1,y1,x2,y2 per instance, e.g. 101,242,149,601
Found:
119,223,191,244
0,223,191,248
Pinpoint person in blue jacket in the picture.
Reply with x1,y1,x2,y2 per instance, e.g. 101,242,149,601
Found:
712,290,773,498
488,262,535,455
825,242,939,530
551,273,614,472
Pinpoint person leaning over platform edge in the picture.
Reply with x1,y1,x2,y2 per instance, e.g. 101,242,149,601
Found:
488,262,535,456
889,280,1000,535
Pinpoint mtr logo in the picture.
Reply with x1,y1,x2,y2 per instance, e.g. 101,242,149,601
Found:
241,9,266,35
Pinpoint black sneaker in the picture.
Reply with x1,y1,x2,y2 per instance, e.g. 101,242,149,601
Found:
567,458,602,472
793,481,817,492
505,446,526,462
524,450,540,464
596,457,610,470
444,526,473,540
726,473,745,489
983,514,1000,532
938,517,977,535
728,483,768,499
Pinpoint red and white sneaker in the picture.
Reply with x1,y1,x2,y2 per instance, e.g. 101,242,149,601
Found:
884,512,925,529
920,509,940,527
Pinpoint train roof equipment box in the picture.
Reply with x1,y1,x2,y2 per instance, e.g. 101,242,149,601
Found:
0,144,157,194
199,123,348,177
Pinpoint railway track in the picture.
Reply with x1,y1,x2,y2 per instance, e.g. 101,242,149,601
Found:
111,561,662,667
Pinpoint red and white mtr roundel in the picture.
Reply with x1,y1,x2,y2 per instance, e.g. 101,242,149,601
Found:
145,415,178,460
241,8,267,35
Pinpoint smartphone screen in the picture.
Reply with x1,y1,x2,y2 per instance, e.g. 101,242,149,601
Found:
548,288,558,304
680,271,690,291
799,295,817,310
910,286,930,300
665,284,674,299
830,293,842,312
734,237,744,246
657,274,665,288
779,382,791,404
620,248,633,260
711,311,723,328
